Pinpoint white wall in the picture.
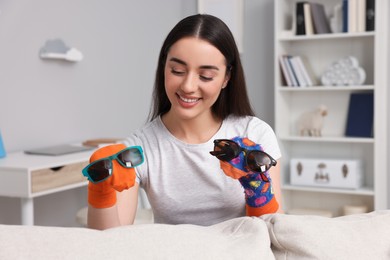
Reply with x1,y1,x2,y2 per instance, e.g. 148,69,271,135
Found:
0,0,275,226
387,1,390,208
0,0,193,153
243,0,275,125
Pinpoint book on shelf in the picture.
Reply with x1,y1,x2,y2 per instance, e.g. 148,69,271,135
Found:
303,3,314,35
296,2,306,35
357,0,366,32
295,56,314,86
345,92,374,137
365,0,375,31
310,3,331,34
286,56,300,86
342,0,348,32
279,55,314,87
280,55,299,86
348,0,357,33
290,56,308,87
279,55,293,86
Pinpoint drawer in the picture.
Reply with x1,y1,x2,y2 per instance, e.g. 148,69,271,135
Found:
290,158,363,189
31,161,88,193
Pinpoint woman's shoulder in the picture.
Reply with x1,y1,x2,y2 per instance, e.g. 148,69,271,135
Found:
224,115,271,129
224,115,280,159
135,117,162,134
124,117,164,146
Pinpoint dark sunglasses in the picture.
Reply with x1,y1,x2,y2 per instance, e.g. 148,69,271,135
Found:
82,146,144,183
209,139,277,182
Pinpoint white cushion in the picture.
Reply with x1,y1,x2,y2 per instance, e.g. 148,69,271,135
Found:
261,210,390,260
0,216,274,260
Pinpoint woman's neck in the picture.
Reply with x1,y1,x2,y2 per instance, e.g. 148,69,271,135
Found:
161,111,222,144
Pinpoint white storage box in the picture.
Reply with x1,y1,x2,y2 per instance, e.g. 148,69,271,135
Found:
290,158,363,189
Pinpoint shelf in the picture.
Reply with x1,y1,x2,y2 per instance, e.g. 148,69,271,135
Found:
275,0,388,212
279,136,374,144
282,184,374,196
279,31,375,41
278,85,374,91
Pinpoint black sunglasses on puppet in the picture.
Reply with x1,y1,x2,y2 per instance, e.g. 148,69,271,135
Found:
82,145,144,184
83,144,144,209
209,138,277,181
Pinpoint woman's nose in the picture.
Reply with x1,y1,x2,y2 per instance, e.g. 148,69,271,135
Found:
180,73,198,93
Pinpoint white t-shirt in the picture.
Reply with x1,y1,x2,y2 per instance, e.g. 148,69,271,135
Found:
123,115,281,226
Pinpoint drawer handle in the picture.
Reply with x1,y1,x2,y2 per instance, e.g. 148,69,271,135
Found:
50,166,64,172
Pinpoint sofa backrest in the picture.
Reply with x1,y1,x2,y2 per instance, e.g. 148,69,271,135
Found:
261,210,390,260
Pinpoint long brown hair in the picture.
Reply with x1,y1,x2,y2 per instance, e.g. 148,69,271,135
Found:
148,14,254,121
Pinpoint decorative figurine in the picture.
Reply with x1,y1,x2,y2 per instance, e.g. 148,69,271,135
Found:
298,105,328,137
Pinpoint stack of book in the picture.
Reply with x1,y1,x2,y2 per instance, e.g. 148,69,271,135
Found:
342,0,375,32
279,55,314,87
296,2,331,35
295,0,375,35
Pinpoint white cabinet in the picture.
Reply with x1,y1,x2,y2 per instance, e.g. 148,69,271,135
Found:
0,151,91,225
274,0,388,216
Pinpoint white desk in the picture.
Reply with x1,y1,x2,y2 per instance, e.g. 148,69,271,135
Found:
0,150,93,225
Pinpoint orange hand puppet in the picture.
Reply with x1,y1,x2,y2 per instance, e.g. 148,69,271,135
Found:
82,144,144,208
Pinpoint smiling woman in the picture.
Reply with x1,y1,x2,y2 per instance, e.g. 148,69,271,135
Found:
87,14,282,230
163,37,230,121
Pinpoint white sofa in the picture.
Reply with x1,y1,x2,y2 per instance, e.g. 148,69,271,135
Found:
1,210,390,260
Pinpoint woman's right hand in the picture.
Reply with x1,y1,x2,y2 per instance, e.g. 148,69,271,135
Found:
87,144,137,208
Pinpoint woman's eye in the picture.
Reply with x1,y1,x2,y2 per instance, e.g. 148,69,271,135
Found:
200,75,213,81
171,69,185,75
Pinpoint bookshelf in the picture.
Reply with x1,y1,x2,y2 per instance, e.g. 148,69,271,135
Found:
274,0,389,216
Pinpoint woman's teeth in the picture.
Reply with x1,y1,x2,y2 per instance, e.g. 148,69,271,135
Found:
180,96,199,103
